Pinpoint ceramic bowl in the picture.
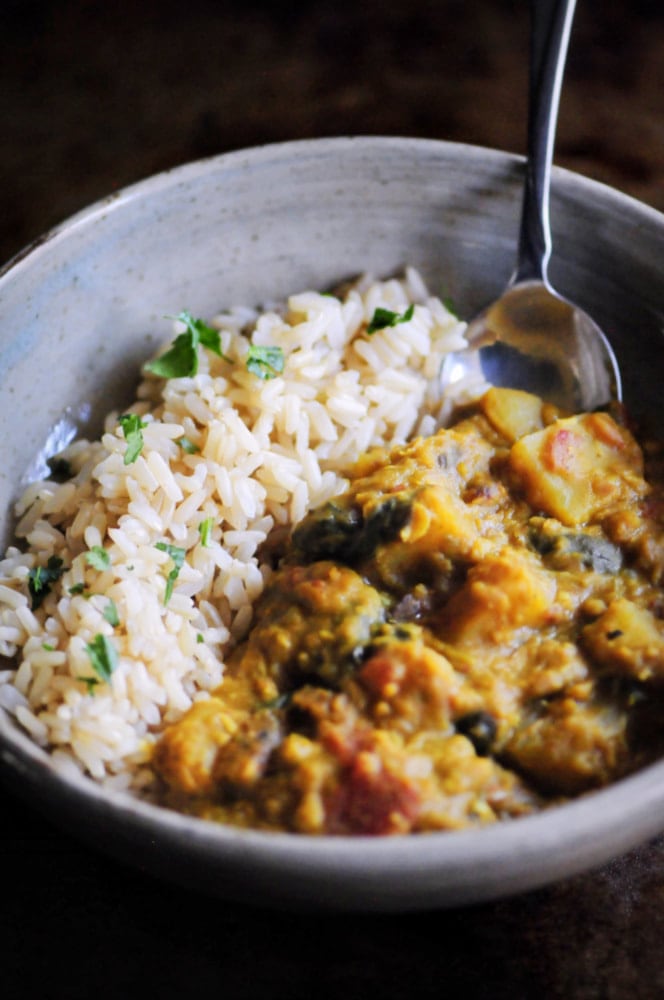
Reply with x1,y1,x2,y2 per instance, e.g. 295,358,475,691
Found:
2,137,664,912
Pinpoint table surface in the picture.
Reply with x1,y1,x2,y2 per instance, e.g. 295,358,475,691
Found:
2,2,664,997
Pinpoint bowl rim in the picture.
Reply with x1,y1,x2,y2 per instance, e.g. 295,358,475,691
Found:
3,134,664,282
5,686,664,907
2,134,664,909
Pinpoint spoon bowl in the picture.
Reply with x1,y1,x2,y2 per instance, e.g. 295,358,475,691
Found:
441,0,623,412
443,280,622,411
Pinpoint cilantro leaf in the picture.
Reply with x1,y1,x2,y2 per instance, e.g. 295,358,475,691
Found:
77,675,101,695
246,344,285,380
155,542,186,604
85,634,118,684
190,313,226,356
155,542,186,566
442,296,459,318
28,556,66,610
118,413,147,465
145,311,228,379
145,330,198,379
367,304,415,335
177,436,200,454
103,599,120,627
198,517,214,548
85,546,111,571
260,691,293,711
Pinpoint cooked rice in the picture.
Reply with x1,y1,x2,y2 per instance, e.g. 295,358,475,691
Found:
0,268,485,793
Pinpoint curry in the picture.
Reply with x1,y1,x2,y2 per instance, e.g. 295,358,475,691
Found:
153,388,664,834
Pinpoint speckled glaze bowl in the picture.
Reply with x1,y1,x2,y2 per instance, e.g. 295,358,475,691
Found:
2,137,664,912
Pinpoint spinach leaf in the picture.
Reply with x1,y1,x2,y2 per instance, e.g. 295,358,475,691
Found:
291,496,411,565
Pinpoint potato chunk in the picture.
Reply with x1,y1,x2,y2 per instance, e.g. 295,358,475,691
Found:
509,412,645,525
395,483,481,559
438,550,557,645
480,387,546,442
504,700,628,795
582,598,664,683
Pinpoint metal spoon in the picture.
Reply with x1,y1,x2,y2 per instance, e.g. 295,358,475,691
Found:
441,0,622,412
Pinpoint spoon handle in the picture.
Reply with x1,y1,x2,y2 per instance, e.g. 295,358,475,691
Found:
513,0,577,285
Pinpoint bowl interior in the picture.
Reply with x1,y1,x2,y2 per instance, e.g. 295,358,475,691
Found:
2,136,664,910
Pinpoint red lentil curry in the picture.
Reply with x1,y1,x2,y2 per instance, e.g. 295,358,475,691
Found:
154,388,664,835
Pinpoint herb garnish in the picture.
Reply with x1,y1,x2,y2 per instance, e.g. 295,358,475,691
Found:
68,582,87,596
442,296,459,318
198,517,214,547
177,436,200,454
28,556,66,610
367,304,415,334
77,675,101,695
118,413,147,465
246,344,285,380
85,546,111,571
85,633,118,684
145,311,229,379
103,599,120,627
155,542,186,604
260,691,292,711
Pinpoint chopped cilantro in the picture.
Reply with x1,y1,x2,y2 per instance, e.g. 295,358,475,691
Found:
69,582,86,595
103,599,120,627
118,413,147,465
196,633,204,644
42,642,55,652
85,546,111,571
77,674,101,695
145,311,229,379
198,517,214,547
442,296,459,318
367,303,415,334
28,556,66,610
85,634,118,684
155,542,186,604
261,691,293,711
177,435,200,454
246,344,285,380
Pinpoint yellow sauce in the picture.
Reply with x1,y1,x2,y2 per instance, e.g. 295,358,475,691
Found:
153,388,664,834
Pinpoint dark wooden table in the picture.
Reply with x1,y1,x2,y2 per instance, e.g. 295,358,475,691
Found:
2,2,664,997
